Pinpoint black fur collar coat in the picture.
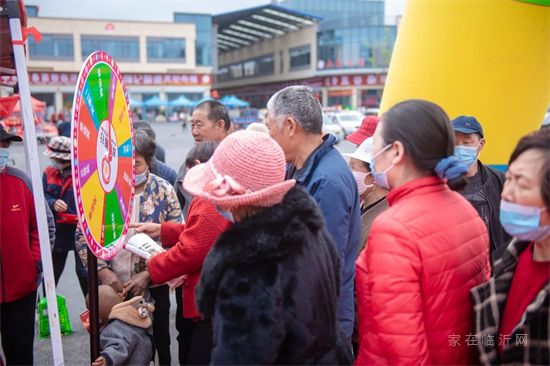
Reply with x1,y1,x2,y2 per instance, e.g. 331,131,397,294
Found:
197,186,353,365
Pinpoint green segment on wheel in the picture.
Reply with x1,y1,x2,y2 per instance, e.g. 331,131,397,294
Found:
103,190,124,247
89,63,112,124
516,0,550,5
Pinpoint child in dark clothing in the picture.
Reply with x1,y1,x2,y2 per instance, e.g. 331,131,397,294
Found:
91,285,155,366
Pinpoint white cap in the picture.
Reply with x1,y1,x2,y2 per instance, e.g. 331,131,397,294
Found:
343,137,373,164
246,122,269,135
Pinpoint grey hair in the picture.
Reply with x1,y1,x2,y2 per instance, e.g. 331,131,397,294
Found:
267,85,322,134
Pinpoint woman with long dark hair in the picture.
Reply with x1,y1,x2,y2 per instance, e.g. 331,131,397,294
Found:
355,99,491,364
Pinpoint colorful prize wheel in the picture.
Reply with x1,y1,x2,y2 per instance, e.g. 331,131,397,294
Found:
71,51,134,260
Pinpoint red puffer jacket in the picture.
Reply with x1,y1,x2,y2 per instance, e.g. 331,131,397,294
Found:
147,197,230,319
355,176,490,365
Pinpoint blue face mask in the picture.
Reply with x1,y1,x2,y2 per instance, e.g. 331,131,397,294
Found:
369,143,394,190
135,171,148,186
0,148,8,172
454,145,479,168
500,200,550,242
216,206,235,223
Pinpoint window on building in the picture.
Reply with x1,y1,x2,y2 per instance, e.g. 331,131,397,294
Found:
289,44,311,70
147,37,186,63
317,26,396,69
216,67,229,83
81,35,139,61
174,13,212,66
243,60,256,77
258,54,274,76
29,34,73,60
25,5,38,17
195,41,211,66
230,64,243,79
217,53,274,83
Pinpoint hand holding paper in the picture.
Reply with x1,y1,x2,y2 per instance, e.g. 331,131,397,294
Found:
124,233,186,288
129,222,161,238
124,233,164,260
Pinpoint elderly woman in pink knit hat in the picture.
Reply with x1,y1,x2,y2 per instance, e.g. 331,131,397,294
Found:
184,130,352,365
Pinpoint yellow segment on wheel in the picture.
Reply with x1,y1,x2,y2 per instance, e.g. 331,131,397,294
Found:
112,80,131,147
81,171,106,241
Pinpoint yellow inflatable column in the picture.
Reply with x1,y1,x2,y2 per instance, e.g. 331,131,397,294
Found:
380,0,550,166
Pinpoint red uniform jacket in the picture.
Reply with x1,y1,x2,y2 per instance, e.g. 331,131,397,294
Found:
148,197,230,318
0,167,41,303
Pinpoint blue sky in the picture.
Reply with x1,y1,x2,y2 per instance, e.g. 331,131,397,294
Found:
26,0,405,25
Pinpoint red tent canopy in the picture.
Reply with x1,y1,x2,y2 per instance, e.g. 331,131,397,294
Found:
0,95,19,118
13,94,46,112
0,94,45,118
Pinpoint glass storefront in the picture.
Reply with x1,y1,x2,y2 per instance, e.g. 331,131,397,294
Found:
281,0,396,70
360,89,382,108
327,90,352,108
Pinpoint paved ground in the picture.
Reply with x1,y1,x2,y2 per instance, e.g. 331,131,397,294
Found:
5,121,355,365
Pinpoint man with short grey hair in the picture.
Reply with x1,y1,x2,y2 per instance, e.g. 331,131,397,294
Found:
267,85,361,341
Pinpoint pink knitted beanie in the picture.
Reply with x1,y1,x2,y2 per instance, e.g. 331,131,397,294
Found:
183,130,295,208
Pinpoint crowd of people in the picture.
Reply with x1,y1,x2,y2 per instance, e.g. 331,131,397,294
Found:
0,85,549,365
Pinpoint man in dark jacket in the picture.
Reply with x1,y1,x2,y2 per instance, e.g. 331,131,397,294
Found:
266,85,361,340
452,116,511,266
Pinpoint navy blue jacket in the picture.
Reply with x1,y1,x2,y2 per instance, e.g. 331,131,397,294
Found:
152,158,177,187
287,134,361,338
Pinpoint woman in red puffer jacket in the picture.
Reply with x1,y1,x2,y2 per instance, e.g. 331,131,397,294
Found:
355,100,491,365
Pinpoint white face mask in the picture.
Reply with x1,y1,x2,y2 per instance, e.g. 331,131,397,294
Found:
135,170,148,186
352,170,374,195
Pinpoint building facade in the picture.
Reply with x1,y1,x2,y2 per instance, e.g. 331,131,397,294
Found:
213,0,396,110
2,13,213,117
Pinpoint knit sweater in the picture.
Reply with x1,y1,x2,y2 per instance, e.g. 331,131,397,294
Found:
148,197,230,318
358,197,389,252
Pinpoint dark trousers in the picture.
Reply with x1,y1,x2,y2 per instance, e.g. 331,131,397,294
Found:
182,318,213,365
0,291,37,365
175,285,186,365
52,249,88,296
150,285,171,366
